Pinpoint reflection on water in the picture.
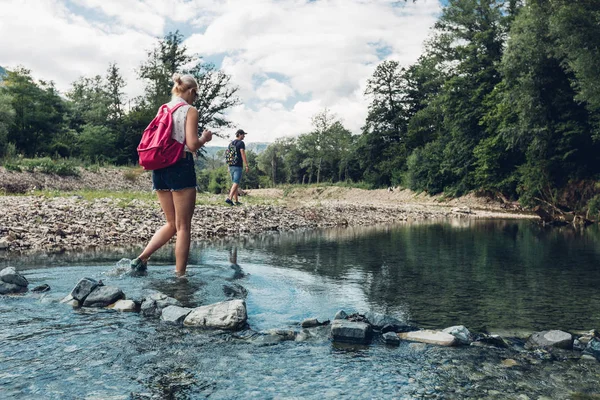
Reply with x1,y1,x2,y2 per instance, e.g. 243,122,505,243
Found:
1,220,600,399
244,220,600,332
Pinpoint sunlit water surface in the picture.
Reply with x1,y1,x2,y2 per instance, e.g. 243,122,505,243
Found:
1,220,600,399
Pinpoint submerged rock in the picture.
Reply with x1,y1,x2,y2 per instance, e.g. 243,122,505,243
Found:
443,325,472,345
82,286,125,307
184,300,247,330
32,284,51,293
70,278,100,302
60,294,79,307
295,326,331,342
161,306,192,325
525,330,573,350
574,330,598,351
265,329,297,341
383,331,400,346
0,281,27,295
331,320,372,344
0,267,28,294
334,310,348,320
140,292,182,317
108,299,137,312
252,334,285,347
398,330,457,347
471,333,509,348
301,318,330,328
584,338,600,361
222,283,248,299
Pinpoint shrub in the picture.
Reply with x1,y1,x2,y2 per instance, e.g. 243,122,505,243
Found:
123,168,143,182
12,158,80,176
587,195,600,220
3,142,17,160
3,162,22,172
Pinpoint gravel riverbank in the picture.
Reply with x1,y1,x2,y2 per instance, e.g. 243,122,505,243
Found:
0,193,535,254
0,166,539,254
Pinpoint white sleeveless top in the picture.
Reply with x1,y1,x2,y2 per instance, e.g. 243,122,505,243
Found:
166,96,192,153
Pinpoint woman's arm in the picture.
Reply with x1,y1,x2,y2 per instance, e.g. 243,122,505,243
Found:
184,107,212,151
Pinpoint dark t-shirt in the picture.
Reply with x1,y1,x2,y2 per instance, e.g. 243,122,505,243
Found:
232,139,245,167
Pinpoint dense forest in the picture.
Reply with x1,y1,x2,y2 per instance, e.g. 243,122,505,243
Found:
1,0,599,217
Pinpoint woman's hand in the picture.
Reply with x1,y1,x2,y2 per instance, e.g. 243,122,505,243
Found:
200,129,213,144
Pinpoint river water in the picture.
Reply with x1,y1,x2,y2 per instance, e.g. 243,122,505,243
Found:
1,220,600,399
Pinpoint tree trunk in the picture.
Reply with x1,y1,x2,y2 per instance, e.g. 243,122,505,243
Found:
271,156,277,186
316,157,322,184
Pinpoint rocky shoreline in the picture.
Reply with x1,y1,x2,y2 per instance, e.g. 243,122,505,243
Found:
0,194,534,254
2,266,599,365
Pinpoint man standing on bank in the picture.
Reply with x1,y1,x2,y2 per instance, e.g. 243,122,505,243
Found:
225,129,249,206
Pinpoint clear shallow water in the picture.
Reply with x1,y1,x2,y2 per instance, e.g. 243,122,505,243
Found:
1,220,600,399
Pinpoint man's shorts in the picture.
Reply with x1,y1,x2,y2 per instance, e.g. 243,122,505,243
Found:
152,153,197,191
229,166,243,184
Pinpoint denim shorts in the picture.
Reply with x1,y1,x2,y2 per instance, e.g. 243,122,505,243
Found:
152,153,197,191
229,166,243,184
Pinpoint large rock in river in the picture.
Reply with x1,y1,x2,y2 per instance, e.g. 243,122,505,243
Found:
398,330,457,346
82,286,125,307
364,311,414,333
525,330,573,350
184,300,247,330
70,278,100,302
0,267,28,294
331,320,372,344
443,325,472,345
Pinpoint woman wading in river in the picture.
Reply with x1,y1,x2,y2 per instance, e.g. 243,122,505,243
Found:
131,73,212,276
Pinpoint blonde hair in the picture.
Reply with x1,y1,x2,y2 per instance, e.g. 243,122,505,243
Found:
171,73,198,97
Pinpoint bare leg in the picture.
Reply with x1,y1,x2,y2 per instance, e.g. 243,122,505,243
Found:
228,183,239,202
173,188,196,276
138,191,176,263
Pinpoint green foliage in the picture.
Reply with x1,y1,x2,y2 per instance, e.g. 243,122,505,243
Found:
4,161,21,172
6,157,79,176
0,92,15,156
404,140,446,194
207,166,229,194
2,67,69,157
587,195,600,220
187,62,240,130
138,31,192,110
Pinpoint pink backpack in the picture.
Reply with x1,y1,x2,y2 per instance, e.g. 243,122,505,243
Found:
137,102,187,170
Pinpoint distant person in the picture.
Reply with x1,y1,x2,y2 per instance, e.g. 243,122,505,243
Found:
225,129,249,206
131,73,213,277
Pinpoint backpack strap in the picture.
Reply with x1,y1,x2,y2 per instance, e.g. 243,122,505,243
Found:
167,102,188,114
157,102,188,116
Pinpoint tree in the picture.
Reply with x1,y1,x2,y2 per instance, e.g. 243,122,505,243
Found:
138,31,192,110
491,0,599,205
105,63,126,123
186,62,240,130
3,68,68,157
0,92,15,156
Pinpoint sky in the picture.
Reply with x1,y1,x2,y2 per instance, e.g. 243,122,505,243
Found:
0,0,442,146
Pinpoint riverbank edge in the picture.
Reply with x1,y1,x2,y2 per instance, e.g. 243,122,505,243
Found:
0,193,539,256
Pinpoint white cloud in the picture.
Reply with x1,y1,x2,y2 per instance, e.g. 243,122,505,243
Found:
0,0,441,144
186,0,441,141
0,0,158,99
256,79,294,101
